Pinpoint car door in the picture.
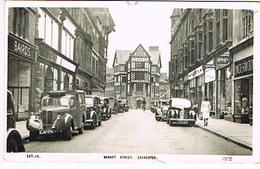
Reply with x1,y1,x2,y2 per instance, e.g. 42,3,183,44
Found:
78,92,85,127
95,97,102,121
69,95,78,129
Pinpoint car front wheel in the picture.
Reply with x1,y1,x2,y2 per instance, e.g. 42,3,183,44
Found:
64,125,72,140
155,117,161,121
29,131,39,141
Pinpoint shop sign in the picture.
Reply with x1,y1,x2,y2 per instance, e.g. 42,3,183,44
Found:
188,66,203,80
205,60,215,68
235,56,253,77
205,68,215,83
217,54,229,64
8,33,36,59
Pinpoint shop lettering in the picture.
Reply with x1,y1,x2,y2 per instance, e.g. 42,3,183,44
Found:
217,57,229,64
235,58,253,76
14,40,31,57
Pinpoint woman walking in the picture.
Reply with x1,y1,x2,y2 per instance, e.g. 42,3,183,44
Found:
201,97,211,126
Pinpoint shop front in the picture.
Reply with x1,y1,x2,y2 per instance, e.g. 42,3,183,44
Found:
204,60,216,114
34,38,78,110
8,33,37,119
188,66,204,106
233,56,253,124
216,54,232,120
231,37,253,125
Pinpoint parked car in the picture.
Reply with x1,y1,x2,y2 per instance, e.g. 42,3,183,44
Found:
26,90,85,141
150,100,159,113
109,97,117,114
100,97,112,120
7,90,25,152
167,98,196,126
85,95,102,129
117,99,129,113
155,99,170,121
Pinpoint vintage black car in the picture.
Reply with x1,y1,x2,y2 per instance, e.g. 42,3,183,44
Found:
7,90,25,152
117,99,129,113
26,90,85,140
150,100,159,113
85,95,102,129
167,98,196,126
100,97,112,120
155,99,170,121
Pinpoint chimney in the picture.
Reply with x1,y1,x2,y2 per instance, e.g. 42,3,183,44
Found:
149,46,159,51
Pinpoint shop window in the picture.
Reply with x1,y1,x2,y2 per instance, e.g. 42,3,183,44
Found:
13,8,29,39
8,60,31,113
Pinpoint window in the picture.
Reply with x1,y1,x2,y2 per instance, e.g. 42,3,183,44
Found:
208,21,213,51
136,84,143,92
38,8,59,50
135,62,145,69
135,72,145,80
223,9,228,42
13,8,29,39
242,10,254,38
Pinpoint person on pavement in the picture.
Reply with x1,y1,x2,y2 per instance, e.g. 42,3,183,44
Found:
201,97,211,126
142,98,146,111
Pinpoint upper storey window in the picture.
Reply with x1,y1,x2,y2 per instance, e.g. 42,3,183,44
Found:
242,10,254,38
38,8,59,51
13,8,29,39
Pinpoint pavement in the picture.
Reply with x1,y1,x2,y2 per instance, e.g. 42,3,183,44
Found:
195,116,252,150
15,112,252,150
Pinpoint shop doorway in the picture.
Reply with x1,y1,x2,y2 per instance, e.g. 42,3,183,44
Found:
136,99,142,109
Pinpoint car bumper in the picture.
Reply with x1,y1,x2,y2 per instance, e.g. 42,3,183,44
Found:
84,119,94,126
169,118,195,124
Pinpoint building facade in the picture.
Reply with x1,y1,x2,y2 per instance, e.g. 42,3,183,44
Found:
159,73,170,100
113,44,161,109
105,67,114,98
169,9,253,124
8,7,115,119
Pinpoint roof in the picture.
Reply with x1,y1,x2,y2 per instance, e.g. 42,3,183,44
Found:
92,8,116,32
113,50,133,66
148,46,161,67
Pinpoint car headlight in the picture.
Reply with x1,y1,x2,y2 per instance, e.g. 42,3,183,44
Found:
189,111,195,116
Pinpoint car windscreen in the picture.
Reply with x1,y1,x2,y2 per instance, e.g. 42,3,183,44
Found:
42,95,70,108
85,97,94,106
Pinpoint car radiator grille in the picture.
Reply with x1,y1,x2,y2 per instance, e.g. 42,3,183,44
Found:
42,110,53,127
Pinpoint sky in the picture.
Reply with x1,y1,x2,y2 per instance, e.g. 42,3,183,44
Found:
105,2,174,75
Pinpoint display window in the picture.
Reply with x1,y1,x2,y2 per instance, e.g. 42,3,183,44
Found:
8,59,31,113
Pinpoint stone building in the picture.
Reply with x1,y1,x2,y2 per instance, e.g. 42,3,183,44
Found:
113,44,161,109
8,8,38,119
7,7,115,119
169,8,253,124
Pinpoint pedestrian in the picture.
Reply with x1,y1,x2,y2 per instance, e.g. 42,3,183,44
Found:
200,97,211,126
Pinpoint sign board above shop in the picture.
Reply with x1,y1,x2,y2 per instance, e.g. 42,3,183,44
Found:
216,54,230,70
8,33,37,60
188,66,203,80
